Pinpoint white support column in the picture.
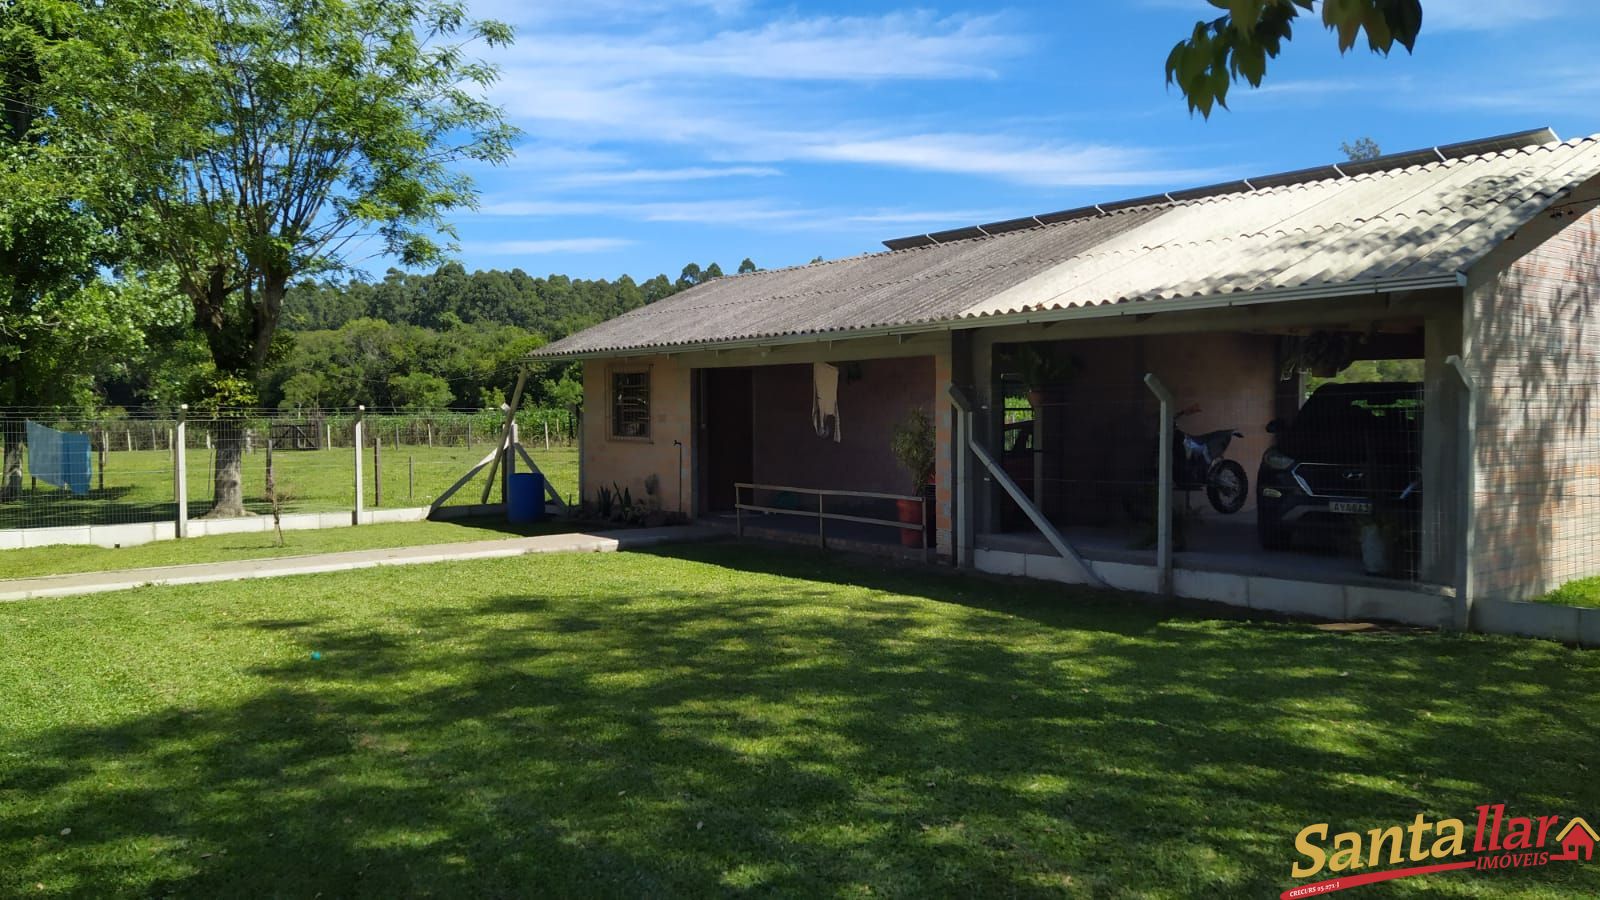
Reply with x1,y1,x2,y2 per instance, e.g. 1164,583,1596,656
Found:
352,405,365,525
1445,355,1477,631
1144,374,1175,596
174,404,189,538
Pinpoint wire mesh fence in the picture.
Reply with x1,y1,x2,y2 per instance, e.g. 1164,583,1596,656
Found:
0,407,579,532
990,372,1444,585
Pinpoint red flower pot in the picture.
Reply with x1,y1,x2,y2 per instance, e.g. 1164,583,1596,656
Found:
896,498,925,547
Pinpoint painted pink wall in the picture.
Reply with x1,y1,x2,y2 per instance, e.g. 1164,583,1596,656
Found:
1011,333,1277,525
751,357,936,495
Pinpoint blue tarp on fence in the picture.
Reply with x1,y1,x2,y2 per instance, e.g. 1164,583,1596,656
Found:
25,420,92,495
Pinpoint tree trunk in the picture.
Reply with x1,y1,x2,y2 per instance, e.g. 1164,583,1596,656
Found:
0,413,22,502
206,418,250,517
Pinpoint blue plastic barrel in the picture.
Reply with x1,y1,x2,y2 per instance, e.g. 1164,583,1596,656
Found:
508,472,545,523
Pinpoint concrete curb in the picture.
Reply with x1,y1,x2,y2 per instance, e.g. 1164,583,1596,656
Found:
0,502,568,550
0,526,722,602
1472,597,1600,646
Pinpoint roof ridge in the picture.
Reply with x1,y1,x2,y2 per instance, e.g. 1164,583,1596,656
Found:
881,126,1567,252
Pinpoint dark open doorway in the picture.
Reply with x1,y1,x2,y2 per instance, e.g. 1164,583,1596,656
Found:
699,367,754,513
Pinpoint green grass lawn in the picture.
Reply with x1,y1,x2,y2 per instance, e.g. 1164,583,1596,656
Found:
1538,576,1600,608
0,445,578,529
2,544,1596,898
0,518,589,581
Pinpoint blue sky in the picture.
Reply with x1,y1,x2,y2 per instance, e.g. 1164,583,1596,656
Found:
419,0,1600,282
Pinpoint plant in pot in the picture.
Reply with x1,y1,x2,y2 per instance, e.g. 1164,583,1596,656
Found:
890,406,936,548
1358,504,1406,576
1354,437,1407,576
1001,344,1081,412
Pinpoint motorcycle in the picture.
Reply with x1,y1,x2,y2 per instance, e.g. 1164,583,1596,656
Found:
1171,404,1248,514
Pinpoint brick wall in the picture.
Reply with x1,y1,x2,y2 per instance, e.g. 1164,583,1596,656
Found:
1468,203,1600,600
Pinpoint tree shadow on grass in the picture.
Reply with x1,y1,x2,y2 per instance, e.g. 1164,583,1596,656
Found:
3,543,1598,897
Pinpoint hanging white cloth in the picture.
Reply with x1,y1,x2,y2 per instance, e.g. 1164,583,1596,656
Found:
812,362,841,441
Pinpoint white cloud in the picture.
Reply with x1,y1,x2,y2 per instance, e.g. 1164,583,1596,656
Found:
800,134,1225,187
471,237,636,255
469,0,748,27
1422,0,1574,31
516,13,1022,83
842,209,1013,226
554,166,782,187
477,197,806,225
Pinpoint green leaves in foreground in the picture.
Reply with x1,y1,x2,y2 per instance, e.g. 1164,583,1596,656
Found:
1166,0,1424,117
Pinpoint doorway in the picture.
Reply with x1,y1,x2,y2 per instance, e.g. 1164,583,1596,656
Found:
699,368,754,513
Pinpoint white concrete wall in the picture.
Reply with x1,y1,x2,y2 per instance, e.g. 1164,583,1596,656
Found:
0,505,534,550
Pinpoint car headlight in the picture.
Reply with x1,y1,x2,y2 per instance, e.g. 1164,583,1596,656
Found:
1263,449,1296,471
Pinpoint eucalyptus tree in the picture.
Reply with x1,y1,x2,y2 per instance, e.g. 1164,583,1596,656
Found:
103,0,517,515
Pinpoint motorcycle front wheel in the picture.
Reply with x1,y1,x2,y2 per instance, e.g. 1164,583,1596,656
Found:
1206,460,1248,514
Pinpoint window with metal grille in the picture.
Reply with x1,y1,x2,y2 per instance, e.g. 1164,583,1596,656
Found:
611,371,650,438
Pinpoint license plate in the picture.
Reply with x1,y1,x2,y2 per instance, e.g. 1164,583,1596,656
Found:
1329,500,1372,515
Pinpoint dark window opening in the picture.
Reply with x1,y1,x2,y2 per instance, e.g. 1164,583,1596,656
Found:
612,371,650,438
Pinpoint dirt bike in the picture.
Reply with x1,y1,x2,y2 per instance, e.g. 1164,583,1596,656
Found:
1171,404,1248,514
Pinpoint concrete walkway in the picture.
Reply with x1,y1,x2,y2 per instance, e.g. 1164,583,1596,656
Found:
0,526,723,602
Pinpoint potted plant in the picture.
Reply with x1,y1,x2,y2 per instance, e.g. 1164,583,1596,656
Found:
1358,508,1404,576
1001,344,1081,412
1354,437,1406,576
890,407,936,548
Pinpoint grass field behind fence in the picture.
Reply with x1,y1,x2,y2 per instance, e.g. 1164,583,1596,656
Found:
0,445,579,530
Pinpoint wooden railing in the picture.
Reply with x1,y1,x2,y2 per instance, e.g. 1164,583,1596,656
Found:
733,482,926,554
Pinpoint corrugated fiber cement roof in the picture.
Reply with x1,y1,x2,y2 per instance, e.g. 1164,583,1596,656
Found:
534,129,1600,359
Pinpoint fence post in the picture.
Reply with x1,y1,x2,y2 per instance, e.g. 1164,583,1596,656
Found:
97,428,106,492
543,417,550,451
353,405,365,525
174,405,189,538
374,435,383,508
1144,375,1174,596
504,419,518,504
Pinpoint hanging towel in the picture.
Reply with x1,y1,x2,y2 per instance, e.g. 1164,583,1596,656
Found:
25,420,92,495
812,362,841,442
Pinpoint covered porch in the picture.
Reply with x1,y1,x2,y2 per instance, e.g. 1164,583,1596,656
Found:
686,333,955,557
947,289,1470,627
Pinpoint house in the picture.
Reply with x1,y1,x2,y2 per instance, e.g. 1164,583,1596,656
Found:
530,127,1600,628
1554,818,1598,862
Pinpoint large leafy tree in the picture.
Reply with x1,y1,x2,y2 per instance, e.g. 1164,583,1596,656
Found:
1166,0,1423,116
95,0,516,515
0,0,176,498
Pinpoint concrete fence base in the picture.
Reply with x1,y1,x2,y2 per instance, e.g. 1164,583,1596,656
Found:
974,547,1599,646
0,503,561,550
1471,597,1600,647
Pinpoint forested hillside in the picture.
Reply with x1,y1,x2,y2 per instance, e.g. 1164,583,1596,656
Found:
100,260,748,413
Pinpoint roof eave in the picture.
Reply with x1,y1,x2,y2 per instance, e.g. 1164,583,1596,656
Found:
526,272,1464,362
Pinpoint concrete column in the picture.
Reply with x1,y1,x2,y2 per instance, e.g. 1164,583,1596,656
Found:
1145,375,1175,596
933,338,955,559
951,330,976,567
970,330,1000,535
1421,308,1465,585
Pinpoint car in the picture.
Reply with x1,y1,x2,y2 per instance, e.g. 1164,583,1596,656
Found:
1255,382,1422,551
